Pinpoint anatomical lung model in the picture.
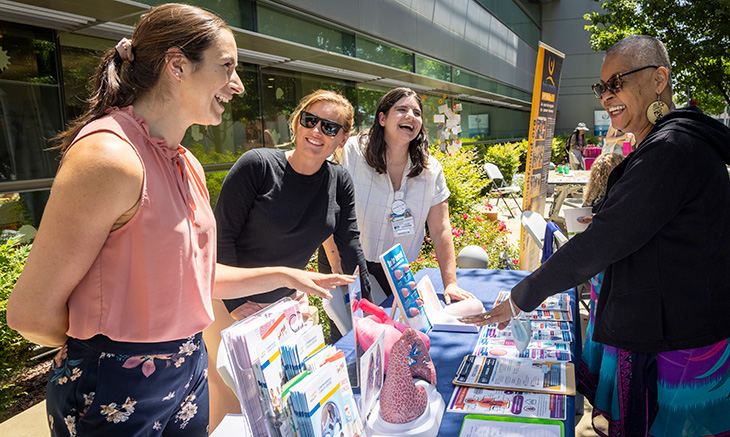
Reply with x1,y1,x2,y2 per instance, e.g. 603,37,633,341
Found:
378,328,437,424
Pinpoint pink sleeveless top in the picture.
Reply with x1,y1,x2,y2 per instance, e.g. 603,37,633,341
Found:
65,107,216,342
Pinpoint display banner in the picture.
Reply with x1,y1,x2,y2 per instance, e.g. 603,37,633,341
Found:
519,42,565,270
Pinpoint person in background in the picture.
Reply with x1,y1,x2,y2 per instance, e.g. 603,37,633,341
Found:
208,89,370,426
602,124,635,156
462,35,730,436
6,5,353,436
566,122,589,169
242,118,274,151
322,87,475,305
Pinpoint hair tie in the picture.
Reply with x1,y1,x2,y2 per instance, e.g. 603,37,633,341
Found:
115,38,134,62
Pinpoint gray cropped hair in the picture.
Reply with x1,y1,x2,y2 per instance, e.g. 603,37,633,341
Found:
606,35,672,92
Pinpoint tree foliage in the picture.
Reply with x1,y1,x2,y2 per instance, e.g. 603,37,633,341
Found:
584,0,730,115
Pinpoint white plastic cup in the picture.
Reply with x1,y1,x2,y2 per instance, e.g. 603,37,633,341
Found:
563,207,592,236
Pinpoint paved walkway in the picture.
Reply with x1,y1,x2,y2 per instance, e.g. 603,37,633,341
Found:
0,194,599,437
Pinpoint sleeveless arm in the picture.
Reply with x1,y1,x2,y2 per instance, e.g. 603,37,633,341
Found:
7,133,143,347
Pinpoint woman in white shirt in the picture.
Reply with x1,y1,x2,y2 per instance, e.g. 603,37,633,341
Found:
322,87,474,304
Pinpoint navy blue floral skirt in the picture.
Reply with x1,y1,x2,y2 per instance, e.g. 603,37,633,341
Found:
46,333,209,436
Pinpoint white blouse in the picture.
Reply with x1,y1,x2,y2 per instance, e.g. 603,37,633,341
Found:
341,136,450,262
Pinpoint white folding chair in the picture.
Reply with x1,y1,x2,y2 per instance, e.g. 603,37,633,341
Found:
520,210,548,249
484,162,522,218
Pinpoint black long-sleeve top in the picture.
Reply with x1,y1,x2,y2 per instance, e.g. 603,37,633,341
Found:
512,107,730,353
215,148,368,311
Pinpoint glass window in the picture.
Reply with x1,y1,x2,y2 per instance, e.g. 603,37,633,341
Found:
476,0,540,48
353,85,388,134
0,21,64,227
453,68,531,102
456,99,530,141
259,67,356,147
257,4,355,57
355,36,413,72
0,21,62,183
137,0,254,30
416,56,451,82
182,63,260,161
59,34,110,122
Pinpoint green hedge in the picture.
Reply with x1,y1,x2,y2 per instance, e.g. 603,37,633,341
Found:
0,237,35,411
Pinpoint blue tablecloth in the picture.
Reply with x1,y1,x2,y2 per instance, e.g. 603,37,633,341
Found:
336,267,581,436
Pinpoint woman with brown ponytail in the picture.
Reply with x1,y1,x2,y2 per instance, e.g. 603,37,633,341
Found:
6,4,351,435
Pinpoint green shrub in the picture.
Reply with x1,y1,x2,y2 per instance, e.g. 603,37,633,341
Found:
552,135,569,166
411,146,519,272
483,141,521,185
0,237,35,411
430,146,486,216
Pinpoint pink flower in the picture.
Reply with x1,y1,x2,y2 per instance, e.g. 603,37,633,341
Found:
513,259,519,265
463,213,469,220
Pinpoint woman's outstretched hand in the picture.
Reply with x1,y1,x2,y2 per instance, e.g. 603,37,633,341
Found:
282,268,355,300
458,298,522,330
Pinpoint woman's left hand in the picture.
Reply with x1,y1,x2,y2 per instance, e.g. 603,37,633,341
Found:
444,283,477,305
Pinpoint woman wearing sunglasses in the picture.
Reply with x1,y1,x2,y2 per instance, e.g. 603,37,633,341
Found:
322,87,476,306
207,89,369,424
462,35,730,436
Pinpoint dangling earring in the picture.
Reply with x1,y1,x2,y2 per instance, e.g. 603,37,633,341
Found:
646,94,669,124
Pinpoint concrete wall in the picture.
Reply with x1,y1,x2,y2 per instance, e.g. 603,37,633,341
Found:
541,0,606,136
274,0,538,93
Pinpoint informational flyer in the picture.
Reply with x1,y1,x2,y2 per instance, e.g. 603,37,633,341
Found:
496,291,571,312
482,327,573,343
447,386,566,420
459,415,564,437
453,355,574,395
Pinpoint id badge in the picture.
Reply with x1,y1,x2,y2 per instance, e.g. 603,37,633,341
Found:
390,210,415,236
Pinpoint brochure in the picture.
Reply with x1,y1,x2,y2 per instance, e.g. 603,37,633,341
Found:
496,291,571,312
447,386,566,420
280,324,326,380
473,327,572,362
220,298,304,437
495,291,573,321
482,326,573,343
359,330,385,422
531,321,571,331
348,266,364,388
459,414,564,437
379,244,431,333
453,354,575,395
288,359,364,437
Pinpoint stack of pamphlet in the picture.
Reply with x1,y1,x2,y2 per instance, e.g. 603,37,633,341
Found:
287,352,364,437
471,291,573,361
220,298,304,436
280,324,325,380
446,291,576,421
221,298,363,437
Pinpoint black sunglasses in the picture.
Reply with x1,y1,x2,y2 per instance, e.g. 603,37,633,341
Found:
591,65,659,99
298,111,344,137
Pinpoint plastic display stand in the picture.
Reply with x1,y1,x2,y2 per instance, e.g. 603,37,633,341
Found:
364,380,445,437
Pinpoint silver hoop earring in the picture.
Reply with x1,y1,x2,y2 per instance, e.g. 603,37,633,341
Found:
646,95,669,124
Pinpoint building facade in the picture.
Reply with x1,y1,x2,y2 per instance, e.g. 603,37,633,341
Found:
0,0,603,228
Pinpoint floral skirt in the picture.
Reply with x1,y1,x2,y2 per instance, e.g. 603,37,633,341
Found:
577,275,730,436
46,333,208,436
